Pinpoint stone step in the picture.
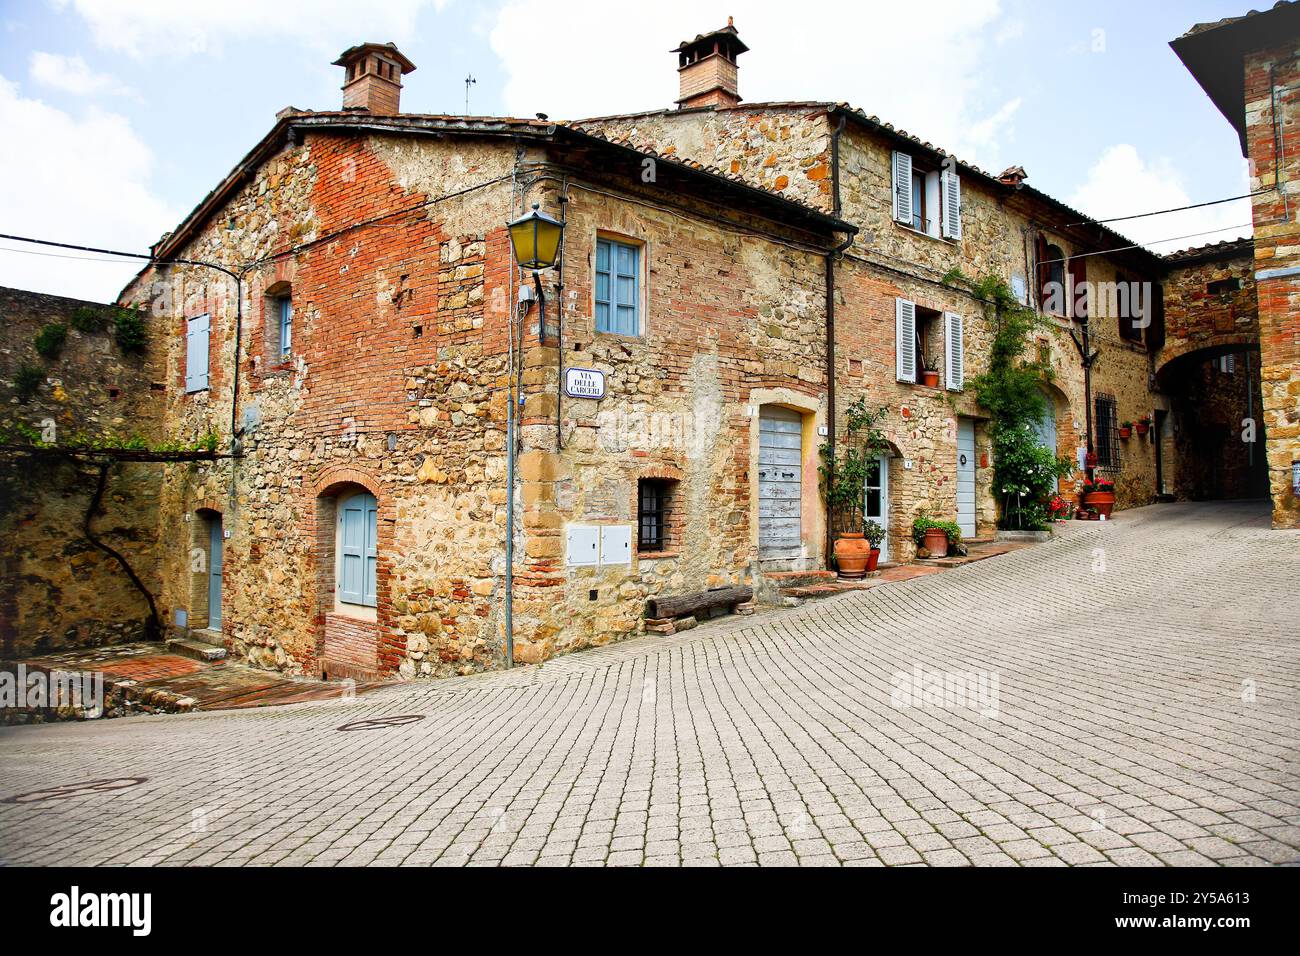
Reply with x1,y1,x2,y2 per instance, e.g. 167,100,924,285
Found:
763,569,838,589
166,638,227,662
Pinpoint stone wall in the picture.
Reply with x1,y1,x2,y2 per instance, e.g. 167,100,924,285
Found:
0,288,164,656
1245,39,1300,527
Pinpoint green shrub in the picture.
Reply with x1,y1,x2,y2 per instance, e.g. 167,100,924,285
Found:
70,306,109,333
13,362,43,402
34,322,68,359
113,306,147,353
912,513,962,547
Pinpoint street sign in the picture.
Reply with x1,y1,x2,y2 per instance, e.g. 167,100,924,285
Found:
564,367,606,400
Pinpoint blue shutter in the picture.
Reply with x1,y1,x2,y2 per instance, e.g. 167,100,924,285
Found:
595,239,639,335
185,314,210,393
279,298,292,355
337,492,377,607
363,495,377,607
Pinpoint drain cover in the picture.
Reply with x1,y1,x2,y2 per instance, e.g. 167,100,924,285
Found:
2,776,149,805
335,714,425,732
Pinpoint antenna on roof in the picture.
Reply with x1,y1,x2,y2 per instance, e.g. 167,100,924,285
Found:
464,73,477,115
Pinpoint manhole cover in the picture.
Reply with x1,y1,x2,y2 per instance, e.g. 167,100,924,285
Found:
336,714,425,732
1,776,149,805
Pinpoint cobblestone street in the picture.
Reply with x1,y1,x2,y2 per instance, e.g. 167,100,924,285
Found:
1,500,1297,867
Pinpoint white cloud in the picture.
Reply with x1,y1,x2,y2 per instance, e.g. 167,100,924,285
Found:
0,75,178,301
51,0,449,57
1068,144,1253,253
29,52,131,96
489,0,1016,168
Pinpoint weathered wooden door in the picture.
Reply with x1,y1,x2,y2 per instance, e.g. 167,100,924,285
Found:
208,515,223,631
1033,394,1059,491
759,406,803,562
957,418,976,539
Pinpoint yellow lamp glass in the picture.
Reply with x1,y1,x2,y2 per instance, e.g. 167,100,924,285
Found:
507,204,564,271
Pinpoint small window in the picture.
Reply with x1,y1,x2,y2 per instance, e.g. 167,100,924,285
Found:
277,296,292,356
1042,245,1066,316
637,478,678,553
1094,394,1120,469
595,237,641,336
185,314,210,394
1207,277,1241,296
915,306,943,381
638,480,667,552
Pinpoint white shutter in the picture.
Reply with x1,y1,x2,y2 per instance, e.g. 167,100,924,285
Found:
945,312,965,391
895,298,917,383
941,168,962,239
892,151,913,225
185,314,210,393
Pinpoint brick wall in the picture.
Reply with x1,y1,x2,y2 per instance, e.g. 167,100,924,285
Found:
1244,40,1300,527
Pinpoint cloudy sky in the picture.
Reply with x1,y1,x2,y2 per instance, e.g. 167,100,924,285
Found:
0,0,1254,301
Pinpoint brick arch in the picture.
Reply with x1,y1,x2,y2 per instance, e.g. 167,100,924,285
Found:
1156,335,1260,384
307,464,398,680
194,497,224,516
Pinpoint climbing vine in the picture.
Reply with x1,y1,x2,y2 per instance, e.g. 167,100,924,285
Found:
944,270,1073,530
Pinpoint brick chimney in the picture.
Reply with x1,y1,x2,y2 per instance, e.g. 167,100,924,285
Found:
672,17,748,109
333,42,416,113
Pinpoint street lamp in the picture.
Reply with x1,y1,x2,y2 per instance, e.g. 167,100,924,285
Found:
502,202,565,669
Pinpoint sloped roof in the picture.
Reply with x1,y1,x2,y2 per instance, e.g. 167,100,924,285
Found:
1161,236,1255,265
571,100,1162,268
1170,1,1300,155
139,110,852,279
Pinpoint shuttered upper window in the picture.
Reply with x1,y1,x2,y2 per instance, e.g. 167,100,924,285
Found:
945,312,965,391
892,151,961,241
595,238,641,336
185,314,210,394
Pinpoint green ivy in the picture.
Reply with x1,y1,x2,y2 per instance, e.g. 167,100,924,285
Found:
34,323,68,359
70,306,109,333
819,396,891,535
943,269,1074,531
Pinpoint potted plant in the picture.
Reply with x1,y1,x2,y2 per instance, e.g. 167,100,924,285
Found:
819,398,891,580
1080,476,1116,518
1135,416,1151,436
912,513,962,559
863,520,885,573
919,354,941,388
1046,494,1072,522
1118,421,1133,439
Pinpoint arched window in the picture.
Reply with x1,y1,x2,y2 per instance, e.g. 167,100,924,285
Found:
336,491,377,608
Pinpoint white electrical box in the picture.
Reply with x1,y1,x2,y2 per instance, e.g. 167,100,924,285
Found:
600,526,632,566
566,525,600,567
565,524,632,567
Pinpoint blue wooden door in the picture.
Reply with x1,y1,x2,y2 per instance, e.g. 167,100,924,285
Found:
338,492,378,607
208,515,223,630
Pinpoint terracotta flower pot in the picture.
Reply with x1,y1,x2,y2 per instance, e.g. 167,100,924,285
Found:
1135,422,1150,436
866,548,881,574
920,370,940,388
834,533,871,578
922,527,949,558
1118,427,1132,439
1083,490,1115,518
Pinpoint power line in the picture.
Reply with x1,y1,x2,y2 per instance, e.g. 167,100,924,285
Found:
1066,190,1267,227
1039,223,1254,265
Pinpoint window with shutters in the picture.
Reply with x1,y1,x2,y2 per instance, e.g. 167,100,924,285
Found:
944,312,965,391
1094,394,1120,469
184,314,211,394
897,300,949,387
276,296,293,357
892,151,960,241
1114,273,1144,343
336,490,378,609
1038,242,1067,316
595,236,642,336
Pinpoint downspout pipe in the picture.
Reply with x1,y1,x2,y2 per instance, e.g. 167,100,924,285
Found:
824,112,851,565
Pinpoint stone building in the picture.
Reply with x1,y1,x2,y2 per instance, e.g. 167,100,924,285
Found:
1173,0,1300,527
2,21,1278,677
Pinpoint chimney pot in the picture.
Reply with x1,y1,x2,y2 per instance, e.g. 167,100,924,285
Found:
332,42,416,114
672,20,748,110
